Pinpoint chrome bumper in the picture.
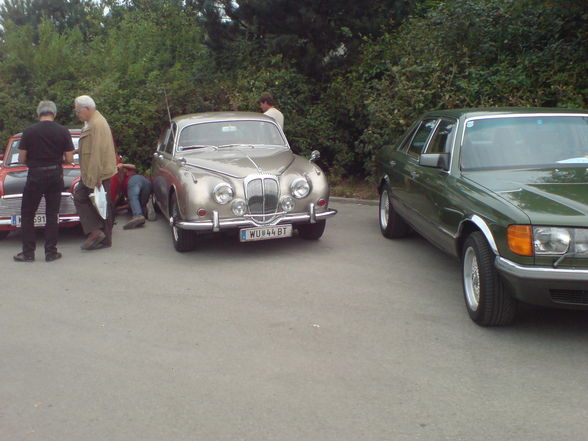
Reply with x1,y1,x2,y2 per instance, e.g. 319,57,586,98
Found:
495,257,588,281
175,205,338,232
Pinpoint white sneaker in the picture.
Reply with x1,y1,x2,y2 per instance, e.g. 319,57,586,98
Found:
146,196,157,221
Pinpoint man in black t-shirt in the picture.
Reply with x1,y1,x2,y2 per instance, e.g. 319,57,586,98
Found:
13,101,75,262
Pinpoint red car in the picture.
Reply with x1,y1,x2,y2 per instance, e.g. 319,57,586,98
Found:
0,129,82,240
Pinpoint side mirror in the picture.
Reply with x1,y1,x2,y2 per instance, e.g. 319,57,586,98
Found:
419,152,450,171
310,150,320,163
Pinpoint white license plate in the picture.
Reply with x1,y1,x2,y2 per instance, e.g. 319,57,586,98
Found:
11,215,47,227
240,224,292,242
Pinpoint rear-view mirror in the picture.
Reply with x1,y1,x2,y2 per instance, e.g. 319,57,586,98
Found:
419,152,450,171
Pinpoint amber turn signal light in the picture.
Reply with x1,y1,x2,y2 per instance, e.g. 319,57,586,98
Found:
507,225,533,256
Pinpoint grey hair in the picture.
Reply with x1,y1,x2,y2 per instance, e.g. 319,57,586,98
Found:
36,100,57,117
74,95,96,109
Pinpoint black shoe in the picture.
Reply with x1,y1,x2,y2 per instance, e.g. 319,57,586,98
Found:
46,252,62,262
14,252,34,262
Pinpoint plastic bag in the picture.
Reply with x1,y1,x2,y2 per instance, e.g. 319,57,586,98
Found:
92,185,108,219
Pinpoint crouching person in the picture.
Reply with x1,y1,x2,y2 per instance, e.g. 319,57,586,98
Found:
111,163,156,229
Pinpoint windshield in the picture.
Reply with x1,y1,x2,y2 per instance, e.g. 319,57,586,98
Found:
4,137,80,166
460,116,588,170
177,120,287,151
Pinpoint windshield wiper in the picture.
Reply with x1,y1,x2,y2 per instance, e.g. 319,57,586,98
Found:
177,145,216,151
218,143,253,149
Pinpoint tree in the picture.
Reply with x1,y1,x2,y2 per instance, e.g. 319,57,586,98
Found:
194,0,417,78
0,0,104,42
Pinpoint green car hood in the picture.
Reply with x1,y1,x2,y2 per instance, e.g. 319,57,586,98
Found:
464,167,588,226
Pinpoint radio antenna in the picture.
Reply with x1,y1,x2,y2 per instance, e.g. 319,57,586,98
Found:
163,88,178,150
163,88,173,124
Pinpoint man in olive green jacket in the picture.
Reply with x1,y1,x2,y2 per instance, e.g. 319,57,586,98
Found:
73,95,118,250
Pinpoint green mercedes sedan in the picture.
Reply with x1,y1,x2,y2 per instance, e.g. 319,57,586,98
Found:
376,108,588,326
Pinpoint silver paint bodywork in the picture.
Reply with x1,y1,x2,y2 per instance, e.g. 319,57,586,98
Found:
151,112,336,233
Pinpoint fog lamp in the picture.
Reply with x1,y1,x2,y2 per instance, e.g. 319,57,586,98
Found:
280,196,295,212
231,199,247,216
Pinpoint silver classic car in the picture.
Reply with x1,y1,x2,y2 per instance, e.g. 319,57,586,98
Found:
151,112,337,251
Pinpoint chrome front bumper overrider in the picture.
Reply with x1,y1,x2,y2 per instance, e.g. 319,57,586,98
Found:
175,205,338,232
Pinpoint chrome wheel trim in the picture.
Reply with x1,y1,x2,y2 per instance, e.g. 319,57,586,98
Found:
463,247,480,311
379,190,389,229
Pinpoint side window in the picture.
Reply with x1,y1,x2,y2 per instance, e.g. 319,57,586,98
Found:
408,119,438,157
397,125,419,152
9,140,20,164
427,119,456,154
164,124,176,154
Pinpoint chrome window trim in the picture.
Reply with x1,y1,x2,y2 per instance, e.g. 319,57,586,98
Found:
407,118,440,158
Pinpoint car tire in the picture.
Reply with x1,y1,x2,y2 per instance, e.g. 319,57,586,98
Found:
461,231,517,326
379,188,410,239
170,195,196,252
0,231,9,240
297,220,326,240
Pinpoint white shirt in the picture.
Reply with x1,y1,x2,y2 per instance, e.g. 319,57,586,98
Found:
264,107,284,129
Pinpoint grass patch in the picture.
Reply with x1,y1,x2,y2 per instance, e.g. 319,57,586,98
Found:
329,176,378,200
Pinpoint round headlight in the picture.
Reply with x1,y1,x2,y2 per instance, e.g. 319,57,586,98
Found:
291,177,310,199
213,183,234,205
533,227,571,255
231,199,247,216
280,196,295,212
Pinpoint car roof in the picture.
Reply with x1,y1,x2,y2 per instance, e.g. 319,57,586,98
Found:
172,112,277,127
422,107,588,120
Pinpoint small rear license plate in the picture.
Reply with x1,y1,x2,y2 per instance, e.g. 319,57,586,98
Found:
240,224,292,242
11,215,47,227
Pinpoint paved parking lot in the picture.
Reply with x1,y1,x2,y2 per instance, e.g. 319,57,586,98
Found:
1,200,587,441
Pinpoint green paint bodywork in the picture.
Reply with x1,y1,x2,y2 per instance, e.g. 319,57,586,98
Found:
376,108,588,269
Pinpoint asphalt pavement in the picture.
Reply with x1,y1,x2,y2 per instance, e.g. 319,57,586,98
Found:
1,200,587,441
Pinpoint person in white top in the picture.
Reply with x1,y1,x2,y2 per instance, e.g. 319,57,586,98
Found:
259,93,284,129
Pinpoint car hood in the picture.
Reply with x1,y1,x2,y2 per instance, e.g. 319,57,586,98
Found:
183,146,295,178
464,167,588,226
2,168,80,196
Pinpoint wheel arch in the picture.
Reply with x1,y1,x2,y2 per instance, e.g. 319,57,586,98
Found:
377,175,390,194
167,185,178,219
456,215,499,258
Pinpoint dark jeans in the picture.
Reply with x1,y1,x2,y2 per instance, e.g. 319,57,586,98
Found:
21,166,63,257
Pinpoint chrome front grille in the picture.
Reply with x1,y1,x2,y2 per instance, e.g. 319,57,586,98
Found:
0,193,77,217
245,175,279,223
